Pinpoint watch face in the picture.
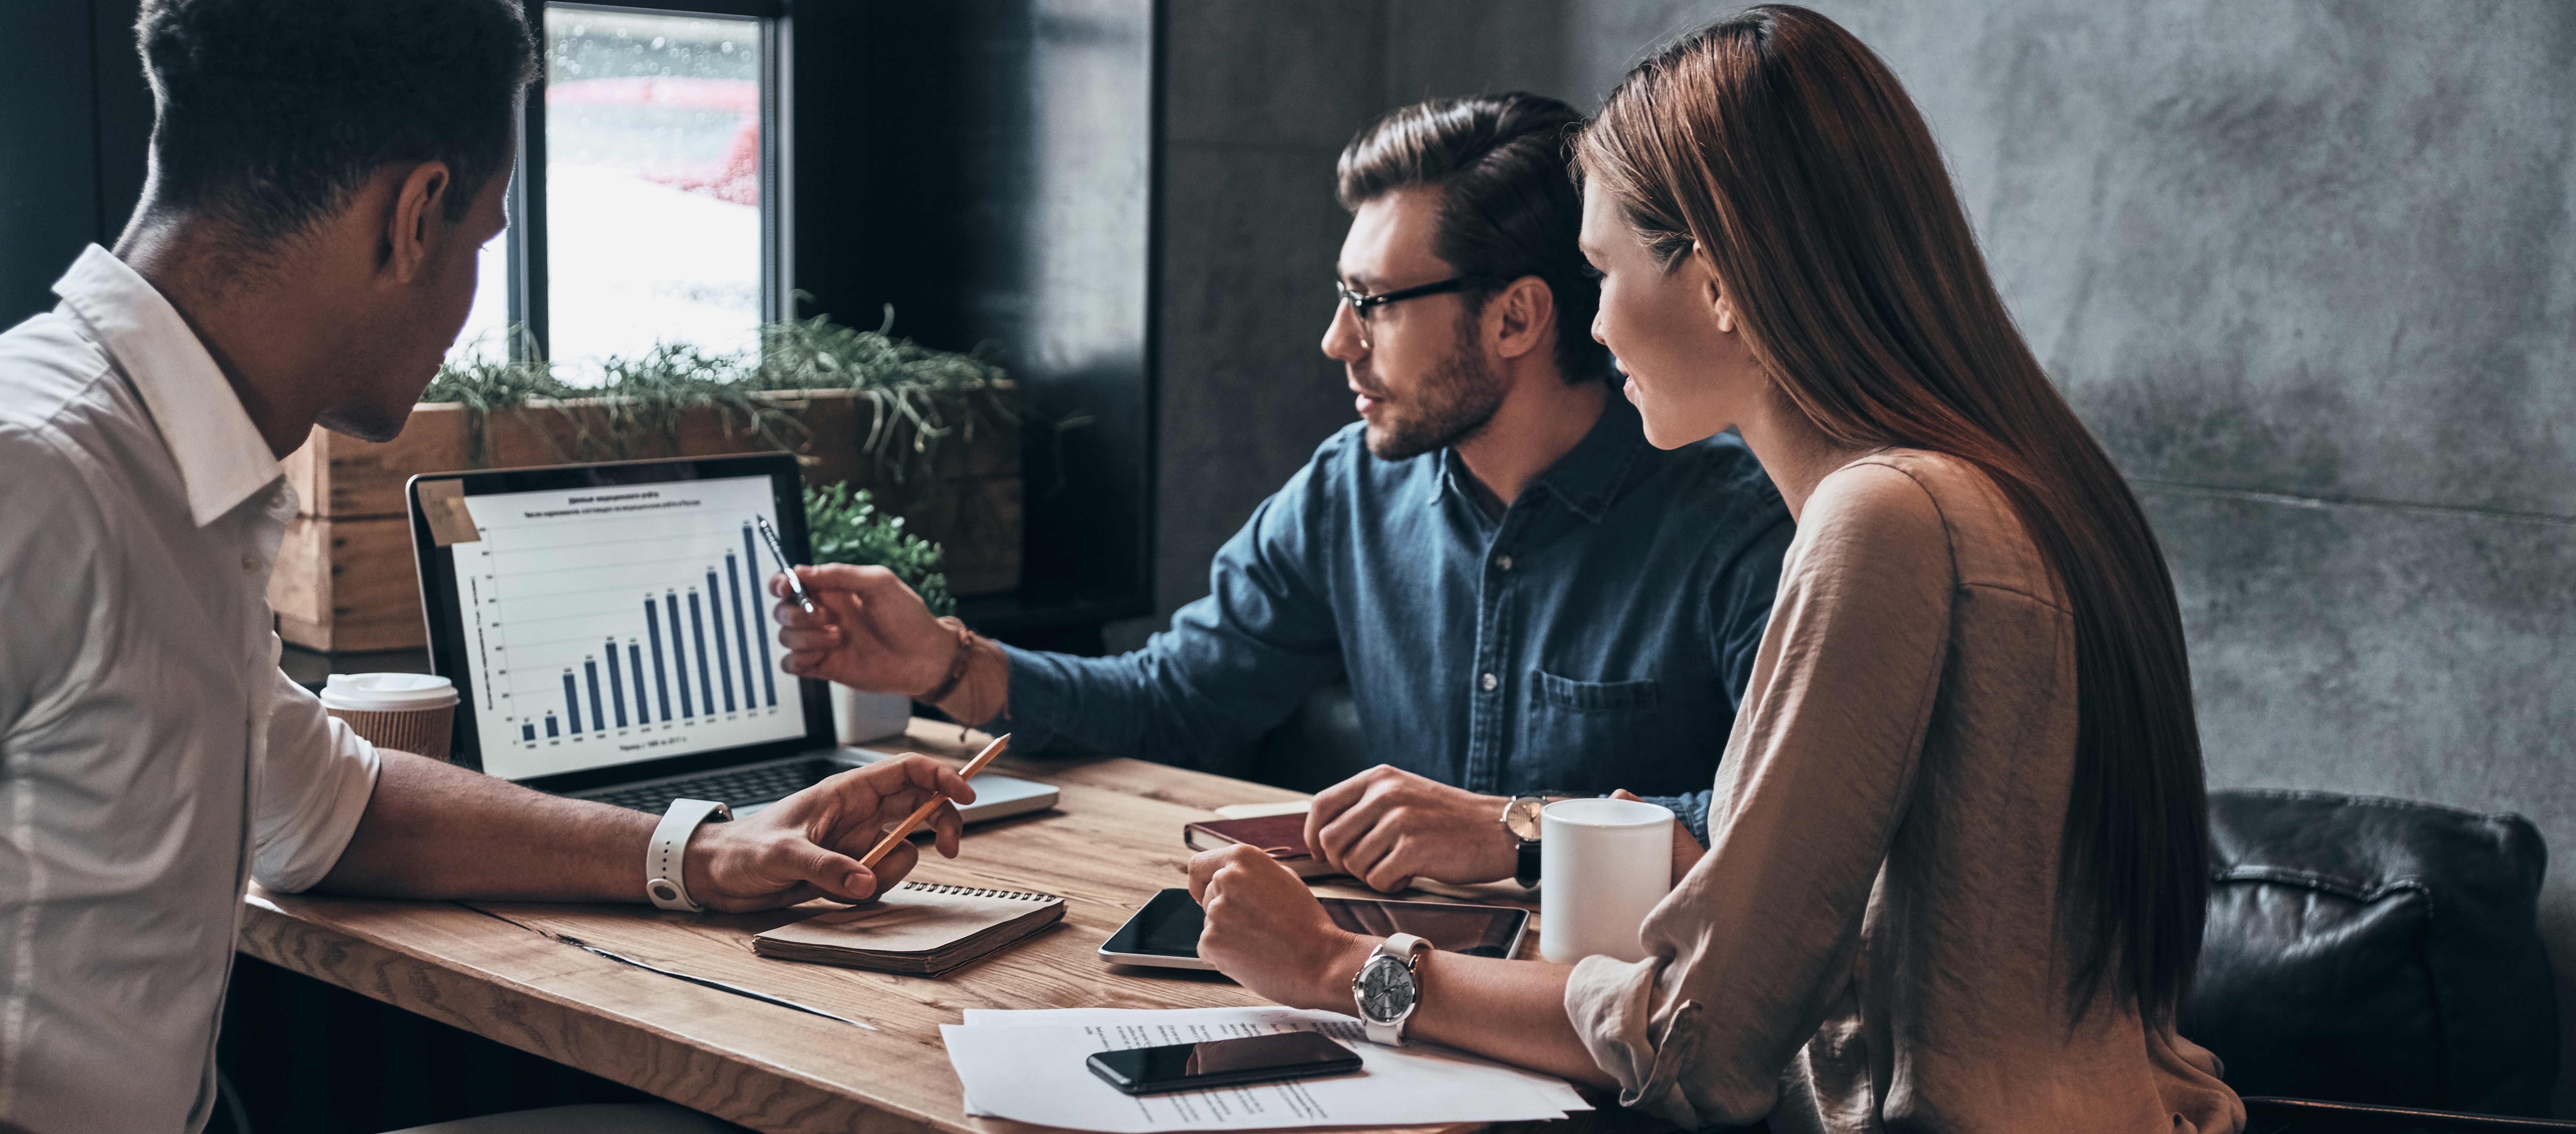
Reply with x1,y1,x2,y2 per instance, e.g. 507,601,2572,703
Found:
1505,797,1544,842
1355,955,1418,1024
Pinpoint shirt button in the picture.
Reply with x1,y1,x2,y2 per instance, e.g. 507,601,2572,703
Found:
240,554,261,573
1494,555,1514,572
1480,672,1498,692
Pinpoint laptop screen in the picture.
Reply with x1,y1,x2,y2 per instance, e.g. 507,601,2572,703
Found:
411,455,824,784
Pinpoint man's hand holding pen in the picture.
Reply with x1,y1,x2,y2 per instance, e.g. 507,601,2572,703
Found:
769,564,960,697
682,754,975,911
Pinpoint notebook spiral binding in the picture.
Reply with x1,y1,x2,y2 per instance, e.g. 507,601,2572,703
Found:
895,881,1062,902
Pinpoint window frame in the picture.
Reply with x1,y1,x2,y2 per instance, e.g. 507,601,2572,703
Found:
505,0,789,365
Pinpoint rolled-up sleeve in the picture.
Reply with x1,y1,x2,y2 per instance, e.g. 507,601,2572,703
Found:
1562,464,1954,1128
249,659,382,891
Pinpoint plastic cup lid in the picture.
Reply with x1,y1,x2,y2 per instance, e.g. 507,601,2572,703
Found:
321,672,458,711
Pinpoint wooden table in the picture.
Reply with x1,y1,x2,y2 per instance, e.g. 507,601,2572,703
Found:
238,720,1603,1134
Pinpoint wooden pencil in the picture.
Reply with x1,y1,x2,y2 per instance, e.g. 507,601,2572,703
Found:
857,734,1011,868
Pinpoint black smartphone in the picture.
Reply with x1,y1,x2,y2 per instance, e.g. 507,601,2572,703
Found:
1085,1031,1364,1095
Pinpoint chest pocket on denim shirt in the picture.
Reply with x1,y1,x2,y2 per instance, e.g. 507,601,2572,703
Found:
1534,670,1661,712
1521,669,1709,798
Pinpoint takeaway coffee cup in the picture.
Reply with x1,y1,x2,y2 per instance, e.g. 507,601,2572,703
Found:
320,673,459,760
1538,796,1676,964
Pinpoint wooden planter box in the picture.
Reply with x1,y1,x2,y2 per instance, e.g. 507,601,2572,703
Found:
271,390,1021,652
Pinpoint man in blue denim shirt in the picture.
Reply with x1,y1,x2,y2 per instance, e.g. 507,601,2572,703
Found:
777,94,1790,891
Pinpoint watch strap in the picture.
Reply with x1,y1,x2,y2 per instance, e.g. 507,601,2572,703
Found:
1504,794,1548,888
646,797,732,912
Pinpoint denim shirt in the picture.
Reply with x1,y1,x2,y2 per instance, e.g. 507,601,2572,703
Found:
1001,395,1792,844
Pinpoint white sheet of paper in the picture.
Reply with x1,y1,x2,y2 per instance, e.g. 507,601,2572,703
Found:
960,1007,1591,1113
943,1007,1586,1131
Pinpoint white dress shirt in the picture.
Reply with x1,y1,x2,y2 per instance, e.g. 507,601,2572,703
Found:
0,246,383,1134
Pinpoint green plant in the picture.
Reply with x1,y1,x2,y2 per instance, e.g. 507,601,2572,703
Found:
419,330,577,467
805,482,954,616
755,302,1023,510
421,305,1063,520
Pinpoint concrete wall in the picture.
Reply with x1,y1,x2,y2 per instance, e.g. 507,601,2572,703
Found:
1149,0,2575,1105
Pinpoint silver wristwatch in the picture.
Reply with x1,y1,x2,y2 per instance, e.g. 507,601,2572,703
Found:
1351,933,1431,1046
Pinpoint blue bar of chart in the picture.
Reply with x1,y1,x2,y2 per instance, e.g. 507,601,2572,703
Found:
544,714,560,738
726,553,755,708
561,672,583,733
705,573,736,713
522,723,536,742
667,592,693,719
743,526,777,708
645,601,671,722
627,642,649,726
689,591,716,716
604,643,627,728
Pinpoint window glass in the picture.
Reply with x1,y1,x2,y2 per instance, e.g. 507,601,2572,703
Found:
543,6,763,380
446,225,513,367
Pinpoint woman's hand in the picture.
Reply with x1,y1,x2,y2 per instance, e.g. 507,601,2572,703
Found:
1188,845,1375,1010
685,754,975,911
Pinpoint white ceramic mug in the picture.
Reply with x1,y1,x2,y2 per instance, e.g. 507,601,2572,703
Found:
1538,796,1676,964
833,687,914,744
318,673,459,759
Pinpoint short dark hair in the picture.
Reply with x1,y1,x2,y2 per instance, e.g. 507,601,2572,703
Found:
1336,93,1609,384
137,0,539,244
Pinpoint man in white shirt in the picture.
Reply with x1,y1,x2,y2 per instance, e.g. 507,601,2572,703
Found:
0,4,973,1133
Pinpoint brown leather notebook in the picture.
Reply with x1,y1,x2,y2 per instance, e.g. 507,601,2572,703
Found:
1183,814,1342,878
751,881,1064,976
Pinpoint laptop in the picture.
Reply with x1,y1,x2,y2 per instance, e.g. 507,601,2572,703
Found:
405,452,1057,825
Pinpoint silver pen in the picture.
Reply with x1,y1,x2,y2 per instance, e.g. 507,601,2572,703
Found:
755,515,818,615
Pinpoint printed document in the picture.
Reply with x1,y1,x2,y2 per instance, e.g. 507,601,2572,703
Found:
943,1006,1587,1131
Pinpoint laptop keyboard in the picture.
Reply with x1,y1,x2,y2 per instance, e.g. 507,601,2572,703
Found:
577,759,841,814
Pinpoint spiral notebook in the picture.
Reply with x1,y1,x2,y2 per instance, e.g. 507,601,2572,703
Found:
752,881,1066,976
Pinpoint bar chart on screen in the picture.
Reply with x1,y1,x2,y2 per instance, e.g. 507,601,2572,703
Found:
451,474,808,780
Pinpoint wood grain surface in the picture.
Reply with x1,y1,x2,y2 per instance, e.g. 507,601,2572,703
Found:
240,722,1632,1134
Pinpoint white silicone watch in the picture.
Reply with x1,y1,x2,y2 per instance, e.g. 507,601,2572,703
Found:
646,797,732,912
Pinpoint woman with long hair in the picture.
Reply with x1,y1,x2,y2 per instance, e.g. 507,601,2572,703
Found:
1186,6,2244,1130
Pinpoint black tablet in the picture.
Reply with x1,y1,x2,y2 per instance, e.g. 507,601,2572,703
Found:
1098,887,1530,970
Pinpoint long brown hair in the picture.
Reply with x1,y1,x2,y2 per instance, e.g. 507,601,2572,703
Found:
1579,5,2209,1029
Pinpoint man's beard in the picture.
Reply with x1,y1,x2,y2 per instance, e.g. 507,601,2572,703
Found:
1362,341,1505,461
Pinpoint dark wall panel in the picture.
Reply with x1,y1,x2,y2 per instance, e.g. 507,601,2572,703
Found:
0,0,150,328
1,2,104,324
92,0,150,246
794,0,1156,638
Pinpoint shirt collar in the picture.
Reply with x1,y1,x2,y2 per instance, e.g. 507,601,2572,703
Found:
1532,393,1650,522
1424,393,1650,523
53,244,283,527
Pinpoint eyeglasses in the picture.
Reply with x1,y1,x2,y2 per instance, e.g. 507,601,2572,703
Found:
1332,275,1491,326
